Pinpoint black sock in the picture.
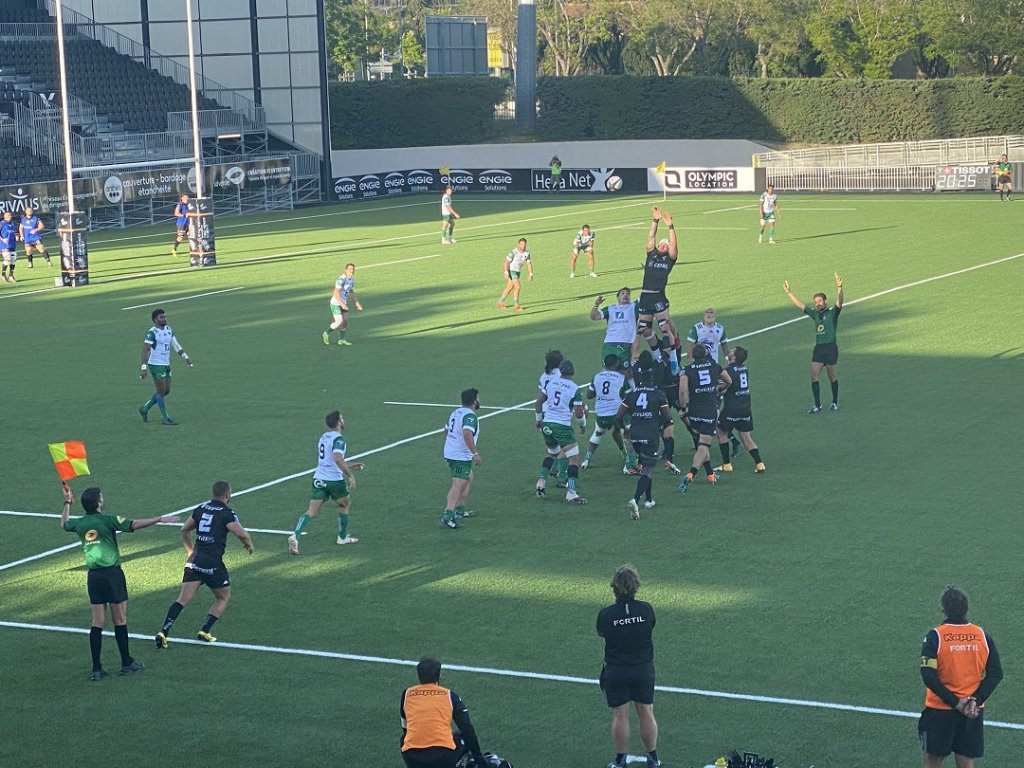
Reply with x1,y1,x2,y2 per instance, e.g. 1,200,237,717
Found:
634,475,649,502
662,436,674,462
689,466,698,476
703,461,714,476
719,441,731,464
90,626,103,671
649,751,659,764
644,476,653,502
615,754,626,767
201,614,218,633
113,624,132,666
811,381,821,407
831,380,839,404
161,601,184,635
750,448,762,463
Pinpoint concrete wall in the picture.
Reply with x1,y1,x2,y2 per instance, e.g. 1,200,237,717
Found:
331,139,772,177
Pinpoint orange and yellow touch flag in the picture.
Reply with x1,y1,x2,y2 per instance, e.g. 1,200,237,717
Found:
48,441,90,481
655,161,666,174
439,166,451,176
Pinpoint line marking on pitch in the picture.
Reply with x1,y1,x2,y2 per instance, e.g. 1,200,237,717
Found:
120,286,245,310
384,401,534,412
1,619,1021,731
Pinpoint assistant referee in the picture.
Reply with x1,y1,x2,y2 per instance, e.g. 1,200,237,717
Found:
596,564,661,768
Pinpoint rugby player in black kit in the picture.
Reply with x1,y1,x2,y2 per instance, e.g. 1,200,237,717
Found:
631,207,680,375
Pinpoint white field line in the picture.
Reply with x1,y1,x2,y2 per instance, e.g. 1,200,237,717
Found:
385,401,534,412
120,286,245,310
0,543,81,572
1,619,1021,731
0,399,536,572
0,198,655,301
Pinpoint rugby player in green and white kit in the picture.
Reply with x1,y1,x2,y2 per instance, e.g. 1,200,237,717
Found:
534,359,588,504
498,237,534,311
758,184,780,244
441,388,482,530
288,410,364,554
582,354,635,474
138,308,193,426
570,224,596,278
591,287,639,367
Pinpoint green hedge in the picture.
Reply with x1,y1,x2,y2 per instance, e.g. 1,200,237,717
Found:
328,76,1024,148
329,77,510,149
536,76,1024,143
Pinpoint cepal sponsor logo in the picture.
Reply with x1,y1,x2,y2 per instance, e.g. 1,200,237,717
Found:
103,175,124,204
442,170,473,189
384,172,405,194
225,166,246,186
334,177,356,198
479,169,513,190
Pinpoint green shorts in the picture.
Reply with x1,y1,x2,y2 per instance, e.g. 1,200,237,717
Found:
330,303,347,316
541,421,577,448
442,214,453,223
309,477,349,501
148,364,171,381
447,459,473,479
601,342,631,367
596,415,621,431
761,211,776,222
508,270,521,280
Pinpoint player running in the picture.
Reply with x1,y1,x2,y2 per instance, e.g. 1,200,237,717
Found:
171,194,189,255
570,224,596,278
20,207,51,267
758,184,780,244
632,207,680,374
535,359,588,504
582,354,632,473
1,210,18,282
715,347,766,474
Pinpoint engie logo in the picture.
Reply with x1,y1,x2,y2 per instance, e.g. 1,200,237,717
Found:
441,170,474,190
358,174,381,196
406,169,433,191
674,169,738,190
478,169,513,191
334,177,356,199
384,172,405,194
103,175,124,204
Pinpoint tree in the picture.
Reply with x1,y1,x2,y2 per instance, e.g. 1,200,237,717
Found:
917,0,1024,75
743,0,813,77
620,0,722,76
803,0,919,78
536,0,618,75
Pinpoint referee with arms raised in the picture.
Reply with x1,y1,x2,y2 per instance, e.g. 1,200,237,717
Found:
597,564,660,768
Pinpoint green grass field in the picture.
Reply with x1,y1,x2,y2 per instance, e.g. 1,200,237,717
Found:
1,191,1021,768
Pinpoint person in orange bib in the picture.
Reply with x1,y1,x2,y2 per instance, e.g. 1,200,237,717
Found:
919,585,1003,768
400,656,488,768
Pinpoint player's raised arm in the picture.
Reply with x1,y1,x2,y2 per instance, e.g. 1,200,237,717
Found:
59,483,75,527
783,280,805,310
646,207,661,251
590,295,605,321
835,273,844,307
662,212,678,259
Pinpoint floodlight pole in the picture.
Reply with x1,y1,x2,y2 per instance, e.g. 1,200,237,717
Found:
54,0,89,286
514,0,536,129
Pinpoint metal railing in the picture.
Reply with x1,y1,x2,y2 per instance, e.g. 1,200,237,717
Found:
43,0,264,128
765,166,938,192
0,22,67,39
11,102,63,167
167,108,266,138
75,131,194,166
29,91,98,131
755,135,1024,169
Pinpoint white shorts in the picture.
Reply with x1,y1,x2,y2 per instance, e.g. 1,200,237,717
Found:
1,249,15,265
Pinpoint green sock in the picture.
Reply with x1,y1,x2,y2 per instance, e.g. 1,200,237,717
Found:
142,395,157,412
338,513,349,538
584,449,593,461
338,329,346,340
454,505,464,516
294,514,311,537
156,396,169,419
443,508,454,520
556,457,569,479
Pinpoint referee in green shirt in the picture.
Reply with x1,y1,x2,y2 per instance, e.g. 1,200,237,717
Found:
61,485,172,680
783,273,844,413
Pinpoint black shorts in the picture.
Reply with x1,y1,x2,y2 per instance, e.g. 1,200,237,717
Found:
812,343,839,365
87,566,129,605
631,439,660,467
176,225,187,238
637,292,669,316
688,415,717,436
600,662,655,708
998,174,1011,185
719,413,753,433
919,707,984,758
182,557,231,589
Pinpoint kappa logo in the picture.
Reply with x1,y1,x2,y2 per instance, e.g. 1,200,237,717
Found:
103,175,124,204
225,166,246,186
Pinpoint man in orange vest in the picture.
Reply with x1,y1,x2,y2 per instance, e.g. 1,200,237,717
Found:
919,585,1003,767
401,656,488,768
